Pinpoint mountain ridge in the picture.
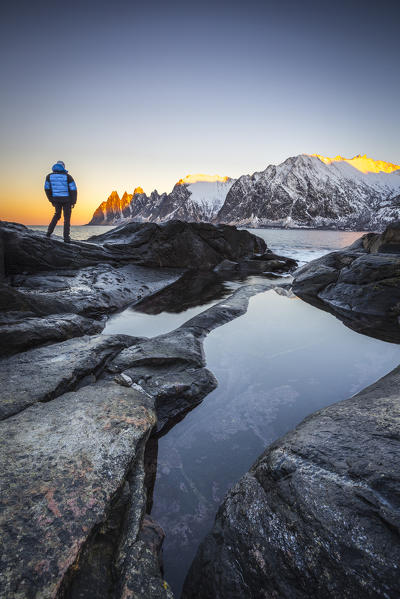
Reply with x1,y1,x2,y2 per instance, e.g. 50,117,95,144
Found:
88,155,400,230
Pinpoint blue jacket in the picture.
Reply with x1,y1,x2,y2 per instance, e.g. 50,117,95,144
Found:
44,163,77,204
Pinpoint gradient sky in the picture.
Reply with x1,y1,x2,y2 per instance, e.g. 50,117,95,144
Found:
1,0,399,224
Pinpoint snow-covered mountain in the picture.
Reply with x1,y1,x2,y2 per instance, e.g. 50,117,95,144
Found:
88,155,400,230
217,154,400,230
88,175,235,225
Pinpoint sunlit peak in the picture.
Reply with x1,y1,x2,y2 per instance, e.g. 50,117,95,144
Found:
310,153,400,174
177,174,230,185
133,186,144,195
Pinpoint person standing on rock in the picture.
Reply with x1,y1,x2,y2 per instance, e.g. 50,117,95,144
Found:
44,161,77,243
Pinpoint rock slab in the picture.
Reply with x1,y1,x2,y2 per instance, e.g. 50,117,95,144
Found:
182,364,400,599
293,222,400,342
0,381,157,599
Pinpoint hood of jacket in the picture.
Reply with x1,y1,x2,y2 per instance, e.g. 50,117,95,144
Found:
52,163,68,173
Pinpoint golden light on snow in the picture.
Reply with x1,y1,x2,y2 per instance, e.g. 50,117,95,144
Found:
310,154,400,174
176,174,230,185
133,186,144,194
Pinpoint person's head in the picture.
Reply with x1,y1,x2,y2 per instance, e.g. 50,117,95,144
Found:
52,161,67,173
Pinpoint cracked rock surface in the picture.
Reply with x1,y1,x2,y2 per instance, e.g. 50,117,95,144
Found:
182,364,400,599
0,220,288,598
0,334,137,420
0,281,279,599
0,381,158,599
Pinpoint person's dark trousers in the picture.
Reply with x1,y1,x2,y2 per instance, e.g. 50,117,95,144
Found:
47,202,72,240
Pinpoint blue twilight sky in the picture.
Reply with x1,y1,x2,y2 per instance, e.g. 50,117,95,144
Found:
0,0,399,224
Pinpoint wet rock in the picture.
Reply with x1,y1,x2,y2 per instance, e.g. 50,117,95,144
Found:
181,284,273,336
0,220,267,274
183,364,400,599
88,220,267,270
0,313,104,356
116,515,174,599
106,328,214,435
0,380,156,599
0,221,121,274
362,221,400,253
293,223,400,342
9,263,181,320
60,437,171,599
239,251,298,275
214,259,239,272
0,281,73,317
124,364,217,436
0,334,136,420
0,263,181,357
108,329,205,373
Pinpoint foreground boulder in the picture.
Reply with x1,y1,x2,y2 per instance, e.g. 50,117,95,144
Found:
0,220,268,274
88,220,268,270
0,380,167,599
293,222,400,342
183,364,400,599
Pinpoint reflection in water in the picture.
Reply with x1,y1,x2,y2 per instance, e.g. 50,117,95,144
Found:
151,290,400,597
134,271,238,314
103,271,277,338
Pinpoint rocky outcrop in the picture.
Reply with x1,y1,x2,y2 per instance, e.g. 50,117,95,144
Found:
0,312,103,357
0,380,162,599
182,363,400,599
0,334,136,419
1,222,121,274
0,284,287,598
88,220,268,270
4,210,399,599
292,222,400,342
0,220,295,355
0,263,180,354
0,214,289,599
0,220,269,273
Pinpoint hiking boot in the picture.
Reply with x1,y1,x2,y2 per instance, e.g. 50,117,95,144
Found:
64,238,72,244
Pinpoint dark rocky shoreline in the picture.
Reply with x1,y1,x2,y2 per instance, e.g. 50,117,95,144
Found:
293,222,400,343
0,220,295,598
1,219,399,598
